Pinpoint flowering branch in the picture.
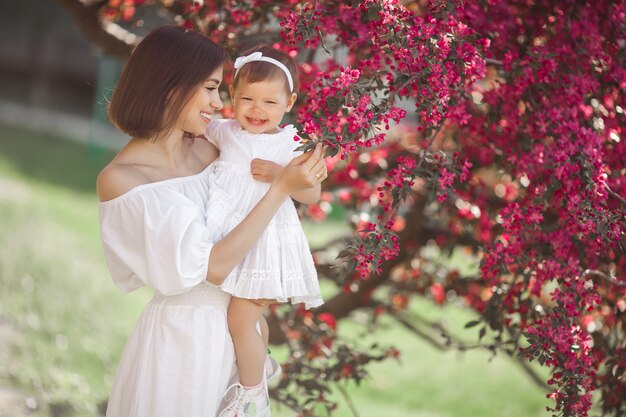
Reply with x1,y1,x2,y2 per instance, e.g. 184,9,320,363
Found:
605,184,626,208
582,269,626,288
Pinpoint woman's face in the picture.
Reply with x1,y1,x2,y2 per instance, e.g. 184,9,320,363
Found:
177,66,224,135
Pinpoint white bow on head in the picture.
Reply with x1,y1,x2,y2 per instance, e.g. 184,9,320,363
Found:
233,52,263,70
232,51,294,92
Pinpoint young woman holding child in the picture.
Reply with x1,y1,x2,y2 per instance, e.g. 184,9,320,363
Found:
97,25,326,417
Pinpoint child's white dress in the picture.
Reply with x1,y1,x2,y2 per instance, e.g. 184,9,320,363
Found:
205,119,323,308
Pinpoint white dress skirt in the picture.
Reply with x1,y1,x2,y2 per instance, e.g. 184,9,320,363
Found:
204,119,323,309
99,166,238,417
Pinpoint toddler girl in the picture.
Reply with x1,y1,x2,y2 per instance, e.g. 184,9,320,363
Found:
205,45,324,417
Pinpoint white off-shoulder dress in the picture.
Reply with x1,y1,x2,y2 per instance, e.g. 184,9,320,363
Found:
99,165,236,417
205,119,322,308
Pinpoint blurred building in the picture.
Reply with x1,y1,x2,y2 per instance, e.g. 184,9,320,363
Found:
0,0,127,148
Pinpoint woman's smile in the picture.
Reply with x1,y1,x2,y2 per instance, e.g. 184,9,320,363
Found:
201,111,213,122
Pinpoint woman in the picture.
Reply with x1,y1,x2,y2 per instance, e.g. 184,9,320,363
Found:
97,25,326,417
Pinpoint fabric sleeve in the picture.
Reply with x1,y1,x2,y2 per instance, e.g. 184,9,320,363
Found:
204,119,224,149
99,189,214,295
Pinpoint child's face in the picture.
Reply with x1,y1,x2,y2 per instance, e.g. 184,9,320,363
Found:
230,77,297,135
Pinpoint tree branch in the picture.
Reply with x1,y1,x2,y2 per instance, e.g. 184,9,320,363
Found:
310,220,483,285
55,0,135,59
391,309,551,392
582,269,626,288
504,327,551,392
335,384,361,417
387,310,448,351
316,193,428,319
485,58,504,66
605,184,626,208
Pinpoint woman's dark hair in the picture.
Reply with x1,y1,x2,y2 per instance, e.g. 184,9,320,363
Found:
108,25,228,140
232,44,299,95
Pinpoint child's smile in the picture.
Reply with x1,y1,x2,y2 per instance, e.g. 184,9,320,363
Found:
245,117,268,127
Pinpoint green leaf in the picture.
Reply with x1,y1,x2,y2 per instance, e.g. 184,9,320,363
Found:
479,326,487,341
367,3,382,21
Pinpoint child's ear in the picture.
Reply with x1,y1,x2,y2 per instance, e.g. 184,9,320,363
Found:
229,85,235,100
285,93,298,112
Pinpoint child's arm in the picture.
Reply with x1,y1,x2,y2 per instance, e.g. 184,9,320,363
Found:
251,159,321,204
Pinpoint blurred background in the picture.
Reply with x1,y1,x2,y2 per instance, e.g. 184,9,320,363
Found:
0,1,551,416
0,0,127,149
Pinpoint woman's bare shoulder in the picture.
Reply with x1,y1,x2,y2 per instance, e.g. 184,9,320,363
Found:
96,162,149,202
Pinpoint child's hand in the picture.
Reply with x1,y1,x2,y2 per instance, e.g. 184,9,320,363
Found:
251,159,284,183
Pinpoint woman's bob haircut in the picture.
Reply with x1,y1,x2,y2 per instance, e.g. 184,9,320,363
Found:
108,25,228,140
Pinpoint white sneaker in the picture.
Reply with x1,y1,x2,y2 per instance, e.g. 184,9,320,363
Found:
218,380,270,417
265,355,282,387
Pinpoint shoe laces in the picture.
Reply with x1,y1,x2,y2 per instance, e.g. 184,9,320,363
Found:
219,383,246,417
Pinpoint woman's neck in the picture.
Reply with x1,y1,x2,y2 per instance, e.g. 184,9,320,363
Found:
133,130,196,171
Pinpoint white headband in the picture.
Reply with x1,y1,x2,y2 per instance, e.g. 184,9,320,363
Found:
233,51,294,93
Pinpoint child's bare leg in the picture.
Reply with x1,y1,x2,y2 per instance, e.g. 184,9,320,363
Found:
228,297,269,387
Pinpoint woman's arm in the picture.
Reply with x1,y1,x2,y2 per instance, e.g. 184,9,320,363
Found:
291,184,321,205
206,144,326,285
251,159,322,204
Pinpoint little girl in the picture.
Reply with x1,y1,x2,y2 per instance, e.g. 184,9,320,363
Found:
204,45,324,417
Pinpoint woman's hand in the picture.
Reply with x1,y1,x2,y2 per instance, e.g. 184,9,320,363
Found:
271,143,327,195
251,159,284,183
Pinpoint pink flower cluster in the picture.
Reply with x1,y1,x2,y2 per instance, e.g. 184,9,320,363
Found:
281,0,486,158
352,219,400,277
458,1,626,414
523,317,596,417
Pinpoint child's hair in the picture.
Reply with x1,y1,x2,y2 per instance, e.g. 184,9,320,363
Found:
109,25,228,140
232,44,299,95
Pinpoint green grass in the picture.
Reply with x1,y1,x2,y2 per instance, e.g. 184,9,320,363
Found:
0,123,553,417
0,124,152,416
